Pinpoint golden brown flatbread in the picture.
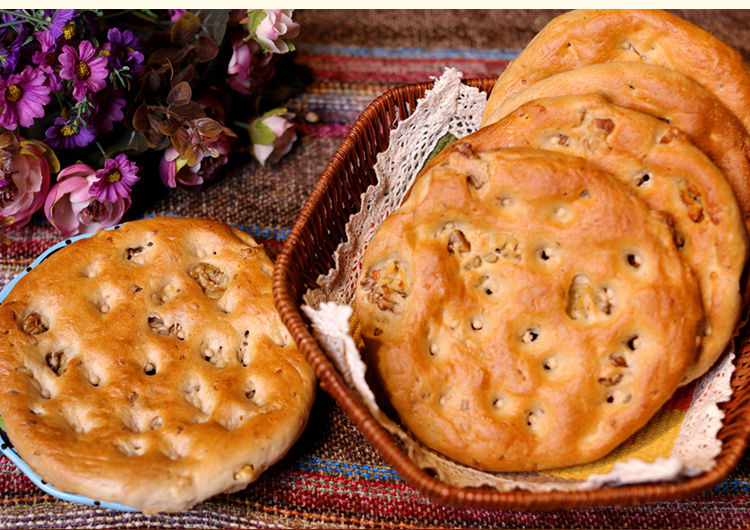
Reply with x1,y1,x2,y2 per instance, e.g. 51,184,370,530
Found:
481,62,750,224
355,147,704,471
0,217,315,513
448,94,748,384
482,9,750,135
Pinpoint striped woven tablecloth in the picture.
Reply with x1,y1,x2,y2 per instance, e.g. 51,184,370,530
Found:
1,9,750,529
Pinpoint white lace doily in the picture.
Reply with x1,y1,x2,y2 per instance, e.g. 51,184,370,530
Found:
302,68,735,493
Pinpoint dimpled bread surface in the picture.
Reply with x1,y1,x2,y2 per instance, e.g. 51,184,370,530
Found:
445,94,748,384
481,10,750,135
0,217,315,513
355,147,704,472
481,62,750,223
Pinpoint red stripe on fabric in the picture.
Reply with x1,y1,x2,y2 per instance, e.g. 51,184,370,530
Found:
296,55,508,84
297,123,352,138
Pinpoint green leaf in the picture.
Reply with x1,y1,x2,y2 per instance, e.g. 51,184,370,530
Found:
421,132,458,171
195,9,229,45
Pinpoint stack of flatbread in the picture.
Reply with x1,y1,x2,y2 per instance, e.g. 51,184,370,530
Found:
354,9,750,472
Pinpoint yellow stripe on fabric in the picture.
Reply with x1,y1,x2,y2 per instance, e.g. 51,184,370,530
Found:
542,408,686,480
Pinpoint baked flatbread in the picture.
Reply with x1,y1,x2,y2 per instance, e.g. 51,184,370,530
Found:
482,9,750,135
448,94,748,384
481,62,750,223
0,217,315,512
355,147,704,472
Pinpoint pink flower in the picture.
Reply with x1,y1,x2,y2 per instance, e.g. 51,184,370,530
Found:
251,9,299,54
226,33,277,94
0,65,51,129
169,9,187,22
44,163,130,237
89,153,140,202
58,40,109,102
0,137,58,230
159,131,234,191
250,108,297,166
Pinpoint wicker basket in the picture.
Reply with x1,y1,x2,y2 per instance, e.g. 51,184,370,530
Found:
273,78,750,511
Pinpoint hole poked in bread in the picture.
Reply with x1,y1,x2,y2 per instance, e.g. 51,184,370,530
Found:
633,170,652,188
237,330,252,367
200,337,226,367
520,328,540,344
542,355,558,372
606,389,633,405
143,361,157,376
626,334,642,351
476,274,501,296
124,240,154,265
147,315,185,340
525,408,545,433
470,317,484,331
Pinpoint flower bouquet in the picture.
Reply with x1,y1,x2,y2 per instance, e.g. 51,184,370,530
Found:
0,9,300,241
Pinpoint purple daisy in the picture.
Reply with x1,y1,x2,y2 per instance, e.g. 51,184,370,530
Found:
102,28,144,75
89,154,140,202
45,117,96,149
0,66,51,130
42,9,75,41
58,41,108,102
32,9,75,53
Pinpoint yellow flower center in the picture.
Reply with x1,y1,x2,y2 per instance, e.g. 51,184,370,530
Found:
63,23,76,40
6,85,22,103
60,125,77,137
106,170,122,183
75,61,91,80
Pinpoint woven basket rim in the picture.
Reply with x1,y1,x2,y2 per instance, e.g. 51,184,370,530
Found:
272,77,750,511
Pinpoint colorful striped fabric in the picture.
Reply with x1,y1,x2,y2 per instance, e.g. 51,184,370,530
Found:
0,26,749,529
